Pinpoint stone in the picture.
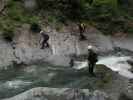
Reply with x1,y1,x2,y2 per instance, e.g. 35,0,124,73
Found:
120,84,133,100
3,87,111,100
0,38,16,69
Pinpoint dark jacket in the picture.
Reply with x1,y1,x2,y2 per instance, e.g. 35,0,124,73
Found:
88,50,98,63
41,32,49,41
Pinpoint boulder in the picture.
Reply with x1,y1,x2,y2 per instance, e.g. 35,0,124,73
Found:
119,83,133,100
3,87,111,100
0,38,16,69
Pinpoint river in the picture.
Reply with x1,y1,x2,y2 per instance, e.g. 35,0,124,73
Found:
0,48,133,99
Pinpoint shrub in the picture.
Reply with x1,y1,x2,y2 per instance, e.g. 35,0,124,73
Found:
30,23,41,33
0,0,40,35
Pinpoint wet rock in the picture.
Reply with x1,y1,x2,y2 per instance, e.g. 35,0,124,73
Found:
11,25,114,66
91,90,110,100
127,60,133,66
14,47,52,64
0,39,16,69
97,56,133,79
3,87,111,100
119,93,132,100
120,84,133,100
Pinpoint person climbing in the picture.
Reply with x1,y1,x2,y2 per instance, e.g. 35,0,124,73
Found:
11,40,16,50
40,30,49,49
87,45,98,75
78,23,86,40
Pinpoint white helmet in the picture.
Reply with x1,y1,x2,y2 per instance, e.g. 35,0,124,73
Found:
40,30,44,34
87,45,98,53
87,45,93,50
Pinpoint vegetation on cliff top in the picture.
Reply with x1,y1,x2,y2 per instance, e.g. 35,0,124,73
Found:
0,0,133,37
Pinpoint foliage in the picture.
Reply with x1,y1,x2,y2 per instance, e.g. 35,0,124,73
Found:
0,0,40,40
36,0,133,34
0,0,133,35
30,23,41,33
6,0,40,23
94,0,118,8
36,0,118,20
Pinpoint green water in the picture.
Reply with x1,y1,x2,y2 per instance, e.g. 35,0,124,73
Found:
0,48,132,99
0,63,93,99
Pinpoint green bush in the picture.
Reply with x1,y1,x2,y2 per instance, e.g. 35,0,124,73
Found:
6,0,39,23
0,0,132,35
94,0,118,8
0,0,40,34
30,23,41,33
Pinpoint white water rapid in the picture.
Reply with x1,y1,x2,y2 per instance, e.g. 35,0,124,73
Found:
74,56,133,79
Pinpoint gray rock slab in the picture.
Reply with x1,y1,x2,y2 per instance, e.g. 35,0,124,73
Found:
3,87,110,100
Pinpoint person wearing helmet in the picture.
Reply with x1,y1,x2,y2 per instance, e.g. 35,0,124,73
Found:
78,23,86,40
87,45,98,75
40,30,49,49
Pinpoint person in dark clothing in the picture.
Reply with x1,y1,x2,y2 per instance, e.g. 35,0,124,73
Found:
40,31,49,49
78,23,86,40
87,45,98,75
69,58,74,68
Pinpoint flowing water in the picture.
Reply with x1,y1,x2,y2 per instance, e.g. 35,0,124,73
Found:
0,64,91,99
74,56,133,79
0,49,133,99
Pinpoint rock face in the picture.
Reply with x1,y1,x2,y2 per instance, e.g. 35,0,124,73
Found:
3,87,110,100
0,24,133,68
0,0,4,12
0,38,16,69
12,24,114,66
119,82,133,100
